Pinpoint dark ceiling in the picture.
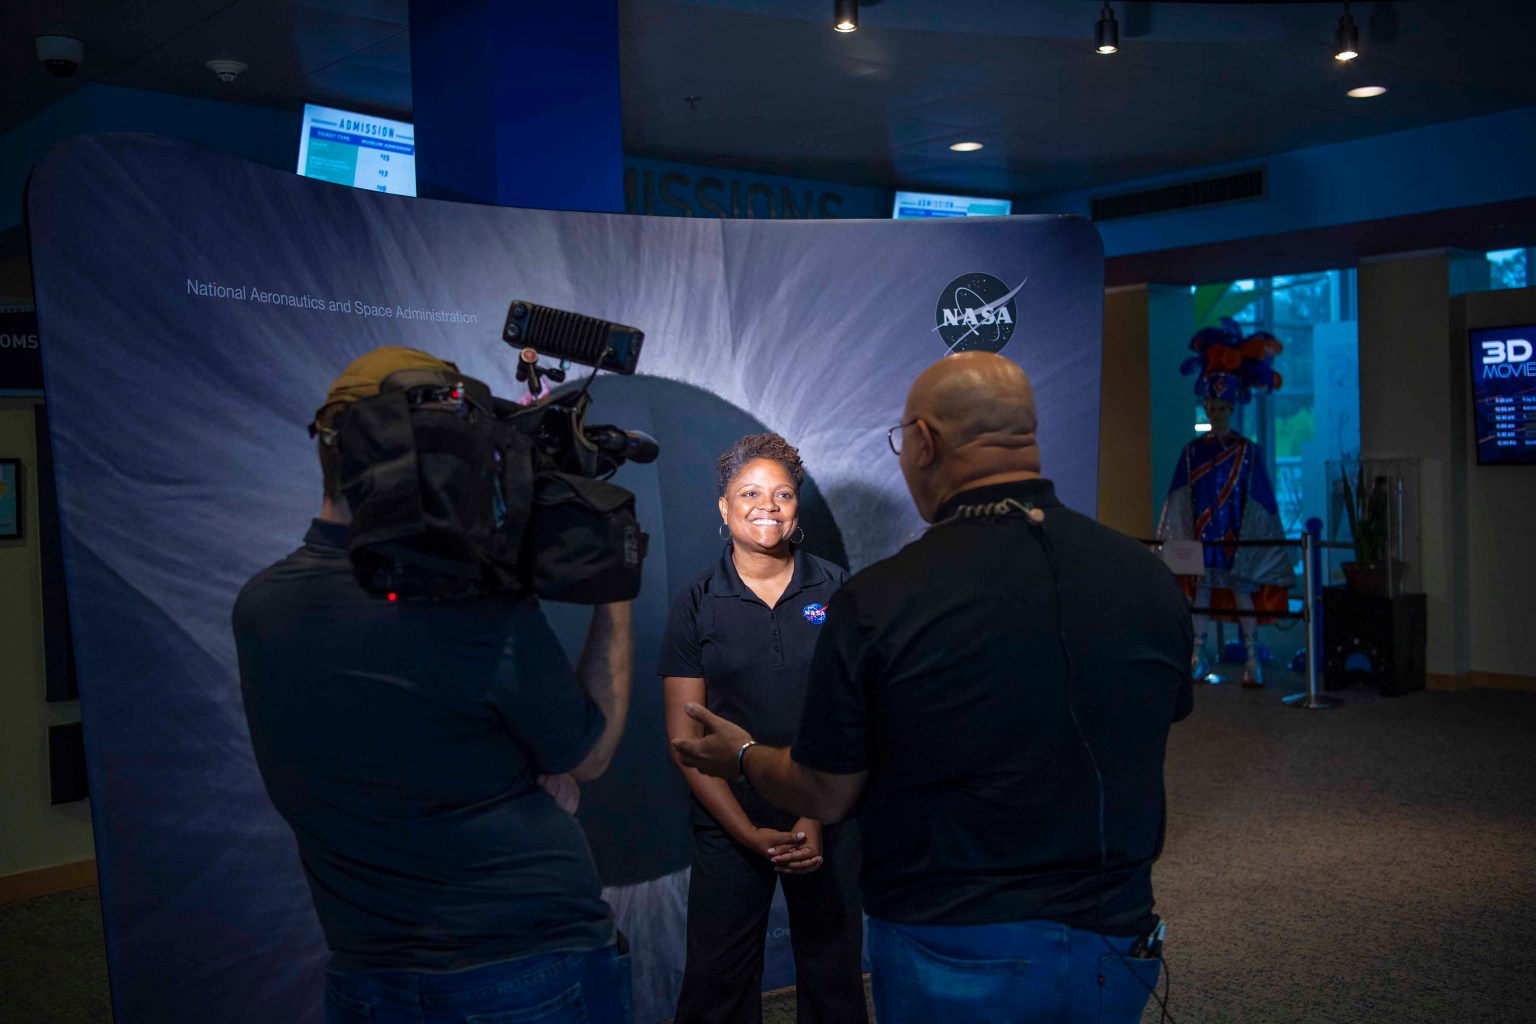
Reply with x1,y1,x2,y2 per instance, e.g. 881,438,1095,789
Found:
3,1,1533,202
1,1,414,135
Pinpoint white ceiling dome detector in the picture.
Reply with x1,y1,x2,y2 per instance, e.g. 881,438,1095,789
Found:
35,36,85,79
206,59,248,84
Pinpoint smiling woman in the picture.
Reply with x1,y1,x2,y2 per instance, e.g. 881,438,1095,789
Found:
657,432,867,1024
717,433,806,562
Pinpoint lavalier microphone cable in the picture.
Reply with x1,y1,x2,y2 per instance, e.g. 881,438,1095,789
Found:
932,497,1179,1022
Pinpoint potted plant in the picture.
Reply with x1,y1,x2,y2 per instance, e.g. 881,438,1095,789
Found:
1339,463,1400,594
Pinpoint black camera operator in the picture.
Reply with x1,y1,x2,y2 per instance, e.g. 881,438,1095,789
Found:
234,346,635,1024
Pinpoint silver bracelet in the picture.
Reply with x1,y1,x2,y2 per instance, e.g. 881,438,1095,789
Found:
735,739,759,786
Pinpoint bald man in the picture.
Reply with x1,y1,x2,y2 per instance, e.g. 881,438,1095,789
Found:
674,352,1193,1023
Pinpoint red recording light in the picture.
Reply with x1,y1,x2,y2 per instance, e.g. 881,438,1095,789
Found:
387,592,398,602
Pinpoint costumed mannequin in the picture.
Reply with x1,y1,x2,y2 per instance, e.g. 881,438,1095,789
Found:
1159,319,1294,687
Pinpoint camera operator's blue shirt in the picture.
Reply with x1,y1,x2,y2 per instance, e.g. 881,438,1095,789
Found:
234,519,614,973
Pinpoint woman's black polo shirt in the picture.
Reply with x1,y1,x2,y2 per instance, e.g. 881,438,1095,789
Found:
658,543,849,829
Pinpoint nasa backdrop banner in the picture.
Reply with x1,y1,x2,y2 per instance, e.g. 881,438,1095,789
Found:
28,133,1103,1024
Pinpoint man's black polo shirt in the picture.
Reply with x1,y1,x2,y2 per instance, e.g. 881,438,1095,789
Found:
233,519,614,972
659,543,849,830
792,479,1193,934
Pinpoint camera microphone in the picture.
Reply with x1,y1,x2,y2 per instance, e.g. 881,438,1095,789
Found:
586,425,660,465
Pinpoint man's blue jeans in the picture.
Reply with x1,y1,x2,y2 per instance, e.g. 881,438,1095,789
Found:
867,917,1160,1024
324,944,632,1024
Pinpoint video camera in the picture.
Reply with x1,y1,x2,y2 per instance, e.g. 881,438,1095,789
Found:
334,302,658,604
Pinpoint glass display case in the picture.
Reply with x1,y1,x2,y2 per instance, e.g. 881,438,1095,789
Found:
1325,457,1420,596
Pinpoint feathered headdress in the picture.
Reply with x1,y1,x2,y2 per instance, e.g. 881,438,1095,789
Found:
1180,317,1283,404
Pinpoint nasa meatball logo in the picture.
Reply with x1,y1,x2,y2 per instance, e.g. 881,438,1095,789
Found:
934,273,1025,354
802,603,828,625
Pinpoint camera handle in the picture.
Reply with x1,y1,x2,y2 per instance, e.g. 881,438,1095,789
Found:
514,346,568,398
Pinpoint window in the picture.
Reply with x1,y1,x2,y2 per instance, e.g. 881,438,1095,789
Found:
1486,248,1531,290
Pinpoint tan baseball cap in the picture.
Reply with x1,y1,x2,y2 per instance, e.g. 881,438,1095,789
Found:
310,346,459,435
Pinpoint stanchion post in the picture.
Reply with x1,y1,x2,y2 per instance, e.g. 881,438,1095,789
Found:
1284,528,1342,709
1306,517,1324,663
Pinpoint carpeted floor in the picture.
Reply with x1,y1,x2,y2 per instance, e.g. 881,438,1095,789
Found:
1143,670,1536,1024
0,885,111,1024
4,668,1534,1023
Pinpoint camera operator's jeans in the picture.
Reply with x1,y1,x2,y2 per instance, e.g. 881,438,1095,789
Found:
867,917,1159,1024
324,944,632,1024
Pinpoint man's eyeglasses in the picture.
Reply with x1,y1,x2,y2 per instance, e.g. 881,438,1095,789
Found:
887,419,923,455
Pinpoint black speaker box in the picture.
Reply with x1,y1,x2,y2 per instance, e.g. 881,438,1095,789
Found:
1321,587,1427,697
48,721,89,804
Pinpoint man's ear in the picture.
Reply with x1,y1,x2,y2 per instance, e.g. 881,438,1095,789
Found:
913,419,939,468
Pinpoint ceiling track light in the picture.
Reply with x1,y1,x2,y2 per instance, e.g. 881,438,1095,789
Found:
1096,3,1119,55
1335,4,1359,61
834,0,858,34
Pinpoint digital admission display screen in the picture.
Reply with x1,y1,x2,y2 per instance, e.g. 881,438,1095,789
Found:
296,104,416,197
892,191,1012,219
1469,325,1536,465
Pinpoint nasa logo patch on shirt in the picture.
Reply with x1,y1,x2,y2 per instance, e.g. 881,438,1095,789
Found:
802,603,828,625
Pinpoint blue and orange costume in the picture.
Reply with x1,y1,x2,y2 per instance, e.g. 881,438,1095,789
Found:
1161,430,1290,614
1159,320,1294,682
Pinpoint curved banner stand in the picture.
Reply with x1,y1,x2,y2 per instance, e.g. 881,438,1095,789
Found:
27,133,1103,1023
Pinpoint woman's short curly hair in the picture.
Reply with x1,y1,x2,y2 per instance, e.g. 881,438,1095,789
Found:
717,433,805,497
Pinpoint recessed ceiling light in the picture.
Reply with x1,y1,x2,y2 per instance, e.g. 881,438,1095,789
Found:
1347,85,1387,98
949,142,984,152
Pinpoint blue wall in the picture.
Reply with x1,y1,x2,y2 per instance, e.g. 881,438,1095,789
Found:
409,0,624,212
1018,105,1536,257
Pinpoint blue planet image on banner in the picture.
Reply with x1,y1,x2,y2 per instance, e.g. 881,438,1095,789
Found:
28,134,1104,1023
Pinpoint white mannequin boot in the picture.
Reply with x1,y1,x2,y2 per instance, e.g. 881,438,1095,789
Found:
1191,585,1215,683
1241,630,1263,688
1191,633,1211,683
1235,591,1261,688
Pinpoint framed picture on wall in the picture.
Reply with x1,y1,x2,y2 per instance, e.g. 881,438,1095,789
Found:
0,458,21,539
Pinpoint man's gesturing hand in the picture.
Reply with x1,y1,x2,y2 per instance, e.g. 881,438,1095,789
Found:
670,703,752,779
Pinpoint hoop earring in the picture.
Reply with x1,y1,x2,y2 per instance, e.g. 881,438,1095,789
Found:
719,523,729,540
791,527,805,545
